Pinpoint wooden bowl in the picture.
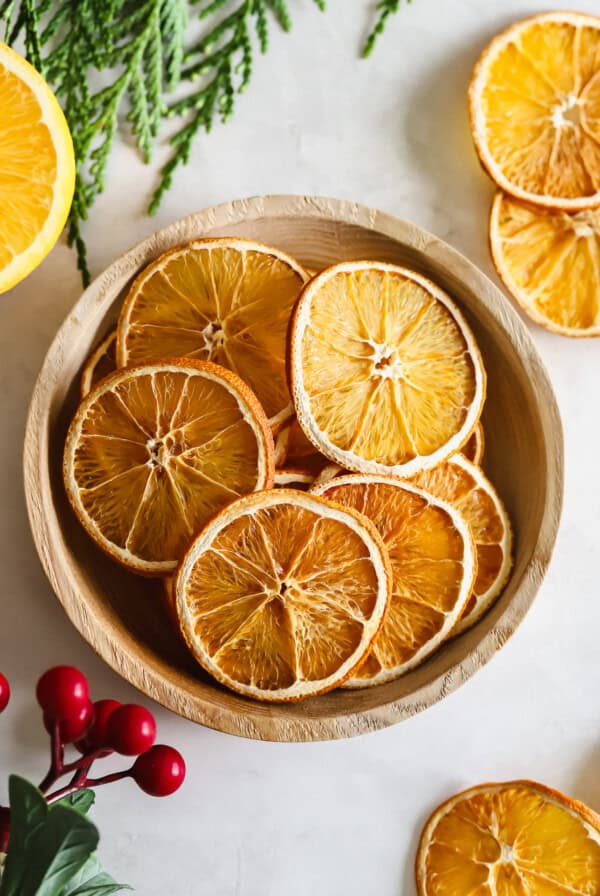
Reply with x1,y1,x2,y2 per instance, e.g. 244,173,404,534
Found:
24,196,563,742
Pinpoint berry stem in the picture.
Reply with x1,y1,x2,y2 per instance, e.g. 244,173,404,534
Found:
62,747,113,774
45,767,133,804
39,719,64,793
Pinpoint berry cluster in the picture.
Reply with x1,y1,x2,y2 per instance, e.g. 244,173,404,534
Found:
0,666,185,853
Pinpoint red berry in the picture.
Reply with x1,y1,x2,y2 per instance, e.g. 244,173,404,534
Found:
75,698,121,754
36,666,89,720
44,700,94,743
0,673,10,713
133,745,186,797
106,704,156,755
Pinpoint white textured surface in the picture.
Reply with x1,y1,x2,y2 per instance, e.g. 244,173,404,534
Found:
1,1,599,893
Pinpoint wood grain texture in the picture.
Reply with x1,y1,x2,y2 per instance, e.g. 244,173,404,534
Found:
23,195,564,742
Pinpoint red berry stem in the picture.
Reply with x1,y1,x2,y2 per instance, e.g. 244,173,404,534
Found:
45,767,133,805
39,719,65,793
61,747,113,774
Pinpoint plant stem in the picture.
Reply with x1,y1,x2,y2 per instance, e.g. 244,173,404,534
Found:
39,719,63,793
45,768,133,804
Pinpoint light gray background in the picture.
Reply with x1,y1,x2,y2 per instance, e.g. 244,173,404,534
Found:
1,1,599,893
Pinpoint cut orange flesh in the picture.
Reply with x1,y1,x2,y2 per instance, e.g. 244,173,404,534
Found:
313,475,476,685
462,422,485,465
274,468,314,490
409,455,512,634
63,360,274,576
175,489,392,702
490,191,600,336
290,262,486,477
470,12,600,210
117,238,307,428
0,43,75,293
80,329,117,397
416,780,600,896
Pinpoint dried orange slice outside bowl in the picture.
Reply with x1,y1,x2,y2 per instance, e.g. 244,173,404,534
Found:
175,489,392,702
416,780,600,895
63,359,274,576
469,11,600,210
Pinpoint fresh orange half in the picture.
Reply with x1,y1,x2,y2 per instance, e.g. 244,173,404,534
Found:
117,238,308,429
490,191,600,336
274,468,314,489
409,455,512,635
63,359,274,576
80,329,117,397
470,12,600,210
175,489,392,702
313,475,476,686
290,262,486,477
0,43,75,293
462,422,485,465
416,780,600,896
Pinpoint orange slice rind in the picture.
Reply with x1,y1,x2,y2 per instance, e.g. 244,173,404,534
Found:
175,489,392,702
80,329,117,398
461,421,485,465
63,359,274,576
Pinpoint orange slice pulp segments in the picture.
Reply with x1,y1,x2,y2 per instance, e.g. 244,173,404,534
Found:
116,238,308,430
0,43,75,293
416,780,600,896
290,262,486,477
312,475,476,686
175,489,392,702
63,359,274,576
490,191,600,336
470,11,600,210
80,329,117,397
409,455,512,634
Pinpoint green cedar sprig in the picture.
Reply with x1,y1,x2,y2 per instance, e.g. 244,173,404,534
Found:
363,0,411,57
0,0,410,286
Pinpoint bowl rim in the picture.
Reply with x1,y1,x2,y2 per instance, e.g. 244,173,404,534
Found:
23,194,564,741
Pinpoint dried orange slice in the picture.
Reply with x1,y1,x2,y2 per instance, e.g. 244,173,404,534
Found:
416,780,600,896
274,468,314,489
176,489,392,702
80,330,117,397
462,422,485,465
290,262,486,477
312,463,344,489
63,359,274,576
0,44,75,293
409,455,512,634
470,12,600,210
490,191,600,336
313,475,476,686
117,238,308,429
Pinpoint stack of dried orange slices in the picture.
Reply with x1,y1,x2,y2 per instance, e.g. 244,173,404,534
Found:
470,11,600,336
63,237,513,703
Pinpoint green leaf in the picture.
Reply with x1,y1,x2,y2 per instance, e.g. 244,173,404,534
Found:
56,791,95,817
0,776,48,896
59,855,132,896
19,804,99,896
